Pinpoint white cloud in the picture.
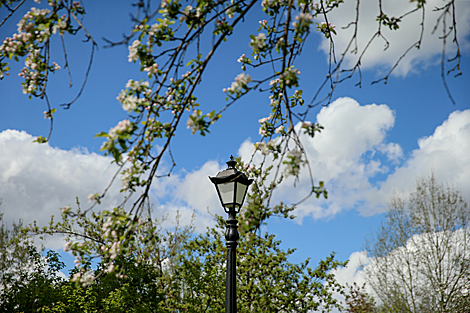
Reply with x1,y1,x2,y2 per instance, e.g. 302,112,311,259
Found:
268,97,399,219
329,250,372,310
366,109,470,213
0,130,223,246
377,142,403,162
0,130,123,247
2,101,469,248
238,98,470,220
332,250,368,288
319,0,470,76
305,97,395,180
0,129,232,250
151,160,224,231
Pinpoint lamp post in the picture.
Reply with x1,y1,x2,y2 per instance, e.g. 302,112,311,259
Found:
209,156,253,313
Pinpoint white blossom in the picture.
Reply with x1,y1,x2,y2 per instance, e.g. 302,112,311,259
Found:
61,205,71,214
108,119,132,139
275,125,284,133
72,272,81,282
104,262,115,273
284,149,303,176
258,114,273,124
81,271,95,287
128,40,140,62
144,63,159,74
269,78,281,86
125,79,148,91
109,241,120,260
121,94,139,112
87,193,96,202
227,73,252,93
182,5,193,20
102,216,113,231
250,33,267,51
52,20,67,34
186,110,199,134
293,12,313,28
120,170,132,189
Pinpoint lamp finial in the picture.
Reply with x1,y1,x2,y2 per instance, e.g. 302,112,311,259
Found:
226,155,236,169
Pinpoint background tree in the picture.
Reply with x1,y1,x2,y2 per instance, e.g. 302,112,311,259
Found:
364,174,470,313
0,211,38,291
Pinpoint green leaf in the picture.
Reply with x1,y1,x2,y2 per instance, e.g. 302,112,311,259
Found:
94,132,109,138
33,136,48,143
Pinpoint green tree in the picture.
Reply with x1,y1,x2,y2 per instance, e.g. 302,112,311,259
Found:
0,248,67,313
364,174,470,313
0,251,168,312
39,259,167,313
166,215,345,312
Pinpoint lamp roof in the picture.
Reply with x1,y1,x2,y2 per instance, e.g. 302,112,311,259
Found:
209,156,253,186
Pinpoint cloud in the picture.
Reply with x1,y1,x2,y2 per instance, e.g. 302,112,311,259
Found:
368,109,470,212
304,105,469,218
332,250,368,287
0,130,223,246
318,0,470,76
2,101,469,249
0,130,230,249
151,160,224,231
329,250,372,310
258,97,400,219
239,98,470,220
0,130,123,247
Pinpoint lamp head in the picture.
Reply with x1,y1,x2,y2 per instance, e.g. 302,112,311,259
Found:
209,156,253,213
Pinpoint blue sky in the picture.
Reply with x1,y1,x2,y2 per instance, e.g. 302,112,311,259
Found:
1,0,470,287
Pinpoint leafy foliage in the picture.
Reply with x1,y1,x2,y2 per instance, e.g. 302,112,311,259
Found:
0,248,66,313
1,209,347,312
169,214,346,312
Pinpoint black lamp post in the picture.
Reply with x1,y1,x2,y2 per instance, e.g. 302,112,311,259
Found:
209,156,253,313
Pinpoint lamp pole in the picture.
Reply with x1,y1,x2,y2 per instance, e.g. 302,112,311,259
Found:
209,156,253,313
225,208,239,313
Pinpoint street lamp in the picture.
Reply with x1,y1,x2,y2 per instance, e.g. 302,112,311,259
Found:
209,156,253,313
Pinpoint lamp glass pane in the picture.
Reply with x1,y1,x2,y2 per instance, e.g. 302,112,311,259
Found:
235,182,248,206
218,182,235,207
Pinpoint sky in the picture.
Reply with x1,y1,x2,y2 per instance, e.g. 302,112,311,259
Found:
1,0,470,299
